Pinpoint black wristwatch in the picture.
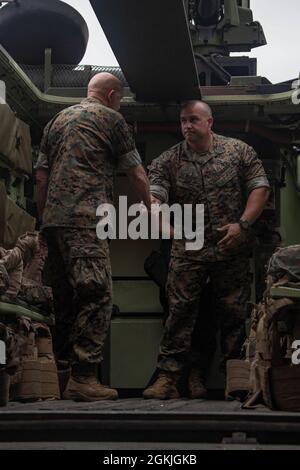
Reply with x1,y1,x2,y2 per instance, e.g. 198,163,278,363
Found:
239,219,251,231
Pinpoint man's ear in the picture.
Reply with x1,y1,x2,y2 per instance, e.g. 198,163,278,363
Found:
107,89,115,103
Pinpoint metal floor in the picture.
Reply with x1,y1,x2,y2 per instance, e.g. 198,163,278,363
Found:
0,398,300,449
0,397,269,413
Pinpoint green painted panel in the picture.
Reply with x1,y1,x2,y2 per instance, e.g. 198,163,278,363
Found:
110,239,160,277
0,301,54,325
113,280,163,314
271,286,300,299
109,317,163,388
281,167,300,245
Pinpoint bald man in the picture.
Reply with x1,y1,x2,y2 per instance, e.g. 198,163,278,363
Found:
143,100,270,400
36,73,151,401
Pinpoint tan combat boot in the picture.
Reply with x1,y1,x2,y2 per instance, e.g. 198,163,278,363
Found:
188,368,208,399
63,363,118,402
143,371,180,399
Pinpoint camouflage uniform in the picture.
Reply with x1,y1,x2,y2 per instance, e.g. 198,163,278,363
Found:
148,134,270,372
0,232,39,297
36,97,142,365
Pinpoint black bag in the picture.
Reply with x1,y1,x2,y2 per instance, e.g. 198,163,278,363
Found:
144,250,169,289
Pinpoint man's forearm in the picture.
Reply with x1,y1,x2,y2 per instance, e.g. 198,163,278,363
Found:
150,193,174,238
127,165,151,210
37,183,48,222
241,187,270,224
36,169,49,222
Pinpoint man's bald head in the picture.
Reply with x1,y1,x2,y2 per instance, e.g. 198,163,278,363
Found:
181,100,213,118
87,72,124,111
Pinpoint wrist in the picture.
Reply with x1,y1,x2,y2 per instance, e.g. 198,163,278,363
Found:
239,219,251,231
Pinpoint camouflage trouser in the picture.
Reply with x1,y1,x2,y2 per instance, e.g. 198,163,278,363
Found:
44,228,112,365
158,255,252,372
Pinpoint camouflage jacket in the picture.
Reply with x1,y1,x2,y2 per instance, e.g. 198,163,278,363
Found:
36,97,142,228
148,134,270,261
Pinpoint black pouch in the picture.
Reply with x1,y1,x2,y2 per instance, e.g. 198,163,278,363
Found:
144,250,169,289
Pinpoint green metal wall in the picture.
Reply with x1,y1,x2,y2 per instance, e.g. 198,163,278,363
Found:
281,167,300,245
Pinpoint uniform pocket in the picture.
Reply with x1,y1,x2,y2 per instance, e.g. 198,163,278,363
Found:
71,256,111,298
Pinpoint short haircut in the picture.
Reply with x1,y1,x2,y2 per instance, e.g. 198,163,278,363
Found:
180,100,213,117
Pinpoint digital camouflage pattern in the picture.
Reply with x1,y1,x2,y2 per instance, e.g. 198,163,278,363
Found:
16,232,39,263
19,234,53,314
0,232,52,312
45,228,112,365
37,97,143,367
0,317,31,374
144,241,217,378
0,232,39,297
0,263,9,295
18,280,53,315
0,245,23,296
148,133,270,262
36,97,142,228
148,134,267,373
0,318,32,406
158,256,252,372
267,245,300,283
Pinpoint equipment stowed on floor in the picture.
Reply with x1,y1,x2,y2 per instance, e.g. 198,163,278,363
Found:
0,302,59,406
226,245,300,412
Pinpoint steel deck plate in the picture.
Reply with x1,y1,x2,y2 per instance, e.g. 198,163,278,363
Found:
1,399,300,448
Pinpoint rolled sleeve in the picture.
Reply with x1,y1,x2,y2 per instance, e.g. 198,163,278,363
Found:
35,151,49,170
150,184,169,203
240,143,270,194
117,148,142,171
246,176,270,193
35,121,51,170
113,117,142,170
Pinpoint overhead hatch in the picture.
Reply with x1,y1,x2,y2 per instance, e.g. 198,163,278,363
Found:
90,0,201,102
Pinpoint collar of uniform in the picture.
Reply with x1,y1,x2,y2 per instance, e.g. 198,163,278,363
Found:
182,133,225,166
81,96,106,106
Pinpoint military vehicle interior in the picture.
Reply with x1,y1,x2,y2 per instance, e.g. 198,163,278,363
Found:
0,0,300,448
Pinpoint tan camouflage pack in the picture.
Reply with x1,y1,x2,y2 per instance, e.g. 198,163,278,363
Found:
0,231,53,314
226,245,300,411
1,317,59,405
